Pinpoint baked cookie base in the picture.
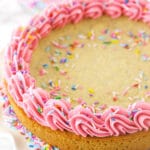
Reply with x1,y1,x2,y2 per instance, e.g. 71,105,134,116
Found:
7,89,150,150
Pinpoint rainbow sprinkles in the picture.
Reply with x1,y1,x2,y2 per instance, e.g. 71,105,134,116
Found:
31,26,150,106
4,0,150,138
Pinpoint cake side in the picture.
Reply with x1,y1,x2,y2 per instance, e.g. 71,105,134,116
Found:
7,86,150,150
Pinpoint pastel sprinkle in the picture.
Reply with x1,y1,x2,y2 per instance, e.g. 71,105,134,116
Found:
50,56,57,64
110,32,118,39
76,97,84,104
27,35,34,44
45,46,51,52
55,104,62,110
48,110,55,115
88,88,95,94
70,41,78,49
102,29,109,34
128,97,134,101
103,41,112,45
39,69,47,76
134,49,141,55
120,43,129,49
52,146,60,150
111,117,116,122
42,64,49,68
49,80,54,87
124,0,129,4
78,34,86,39
131,83,139,88
98,35,105,41
71,85,78,91
111,39,119,44
44,145,50,150
60,70,67,76
55,50,62,55
141,54,150,61
37,105,43,113
146,91,150,97
54,66,60,71
113,96,118,101
87,31,95,40
112,92,119,101
94,101,99,104
78,43,85,48
66,51,72,55
60,58,68,64
131,109,139,115
144,85,148,89
13,51,17,55
122,87,130,96
138,71,146,80
56,82,61,89
99,104,107,110
52,41,67,49
68,55,74,59
55,96,61,100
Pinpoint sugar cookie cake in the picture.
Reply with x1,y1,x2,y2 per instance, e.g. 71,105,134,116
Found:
4,0,150,149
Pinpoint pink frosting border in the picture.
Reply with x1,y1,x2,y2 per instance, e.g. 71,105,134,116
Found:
4,0,150,137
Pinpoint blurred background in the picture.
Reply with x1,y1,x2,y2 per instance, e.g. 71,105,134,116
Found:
0,1,71,149
0,0,71,50
0,1,31,149
0,0,45,51
0,0,52,149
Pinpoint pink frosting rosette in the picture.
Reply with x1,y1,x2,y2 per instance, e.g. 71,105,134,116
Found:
23,88,49,125
43,99,72,131
6,26,39,64
5,51,29,78
128,0,147,6
131,102,150,131
142,3,150,24
84,0,104,19
67,2,84,23
30,14,52,38
14,26,40,51
5,39,18,63
69,106,111,137
103,107,138,136
8,72,35,103
104,1,123,18
122,0,143,20
45,6,68,29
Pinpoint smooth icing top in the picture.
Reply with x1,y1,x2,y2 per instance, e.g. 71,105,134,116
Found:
5,0,150,137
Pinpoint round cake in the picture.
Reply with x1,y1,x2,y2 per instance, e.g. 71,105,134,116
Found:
4,0,150,149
